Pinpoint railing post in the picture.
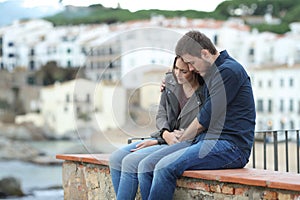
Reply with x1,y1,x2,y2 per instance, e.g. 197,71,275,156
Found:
254,129,299,173
285,130,289,172
263,131,267,170
252,138,256,168
297,130,300,174
273,131,278,171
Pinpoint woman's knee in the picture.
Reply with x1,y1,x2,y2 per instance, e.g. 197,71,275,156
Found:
109,143,138,166
122,152,149,173
109,150,125,171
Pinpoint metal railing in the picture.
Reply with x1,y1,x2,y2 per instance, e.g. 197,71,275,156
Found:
252,130,300,173
128,130,300,173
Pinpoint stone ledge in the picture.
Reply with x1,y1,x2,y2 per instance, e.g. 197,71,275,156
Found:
56,153,300,192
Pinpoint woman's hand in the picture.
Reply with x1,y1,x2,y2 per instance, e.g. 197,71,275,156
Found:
174,129,184,139
162,130,179,145
130,140,158,152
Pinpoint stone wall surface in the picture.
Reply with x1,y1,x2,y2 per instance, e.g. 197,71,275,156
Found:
61,161,300,200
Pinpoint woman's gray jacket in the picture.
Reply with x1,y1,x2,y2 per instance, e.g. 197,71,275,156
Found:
150,72,205,144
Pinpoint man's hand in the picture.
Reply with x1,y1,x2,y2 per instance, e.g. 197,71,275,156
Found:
179,118,205,142
162,130,179,145
130,140,158,152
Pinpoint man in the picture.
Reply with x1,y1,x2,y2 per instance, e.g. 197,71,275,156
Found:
137,31,256,200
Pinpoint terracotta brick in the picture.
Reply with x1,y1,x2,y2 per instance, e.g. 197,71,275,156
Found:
221,185,234,195
234,187,248,196
189,181,209,191
176,179,210,191
210,184,221,193
263,191,277,200
277,192,294,200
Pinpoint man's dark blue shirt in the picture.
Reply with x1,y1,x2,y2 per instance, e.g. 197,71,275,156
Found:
197,50,256,155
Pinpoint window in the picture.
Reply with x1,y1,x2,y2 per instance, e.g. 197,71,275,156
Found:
29,60,35,70
289,78,294,87
66,94,70,102
257,99,263,112
86,94,90,103
27,76,35,85
268,80,272,87
248,47,255,63
258,80,262,88
8,53,14,58
67,60,71,68
213,35,218,46
268,99,272,113
30,49,35,56
279,99,284,112
249,48,254,56
289,99,294,112
290,120,294,130
280,79,284,87
8,42,14,47
67,48,71,54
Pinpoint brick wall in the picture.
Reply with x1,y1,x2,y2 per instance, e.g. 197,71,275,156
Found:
61,161,300,200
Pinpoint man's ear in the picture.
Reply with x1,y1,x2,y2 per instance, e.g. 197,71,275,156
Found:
200,49,209,59
200,49,211,61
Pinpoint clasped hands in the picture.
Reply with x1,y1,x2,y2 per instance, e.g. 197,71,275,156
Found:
162,129,184,145
130,129,184,152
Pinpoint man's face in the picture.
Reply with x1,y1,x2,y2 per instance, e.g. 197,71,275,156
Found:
181,54,211,77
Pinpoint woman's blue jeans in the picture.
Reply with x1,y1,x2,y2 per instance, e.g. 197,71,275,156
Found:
109,141,167,200
138,139,250,200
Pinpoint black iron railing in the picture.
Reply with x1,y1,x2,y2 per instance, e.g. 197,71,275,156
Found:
252,130,300,174
128,130,300,173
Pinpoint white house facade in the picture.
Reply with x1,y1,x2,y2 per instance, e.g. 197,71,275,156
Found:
249,65,300,133
39,78,126,137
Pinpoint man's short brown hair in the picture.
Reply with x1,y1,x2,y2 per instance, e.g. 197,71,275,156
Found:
175,31,218,58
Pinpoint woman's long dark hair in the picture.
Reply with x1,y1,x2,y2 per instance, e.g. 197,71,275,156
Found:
172,56,204,86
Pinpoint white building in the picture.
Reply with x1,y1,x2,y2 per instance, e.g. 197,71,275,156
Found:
0,19,95,71
40,78,126,137
1,17,300,74
249,64,300,132
140,68,168,110
0,19,53,71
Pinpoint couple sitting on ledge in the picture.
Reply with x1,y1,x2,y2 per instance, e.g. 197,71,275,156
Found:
109,30,256,200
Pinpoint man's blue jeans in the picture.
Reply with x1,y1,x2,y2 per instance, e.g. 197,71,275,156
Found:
138,139,250,200
109,141,167,200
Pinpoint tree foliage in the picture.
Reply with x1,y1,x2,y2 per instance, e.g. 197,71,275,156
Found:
33,61,79,86
44,0,300,34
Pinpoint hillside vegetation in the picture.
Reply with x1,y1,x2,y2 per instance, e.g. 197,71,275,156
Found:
44,0,300,34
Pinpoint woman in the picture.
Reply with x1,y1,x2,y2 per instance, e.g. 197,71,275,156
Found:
109,56,204,200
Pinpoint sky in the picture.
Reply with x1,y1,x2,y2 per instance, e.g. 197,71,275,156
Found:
0,0,226,12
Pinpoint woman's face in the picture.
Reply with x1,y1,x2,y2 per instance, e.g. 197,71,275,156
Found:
173,57,194,85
